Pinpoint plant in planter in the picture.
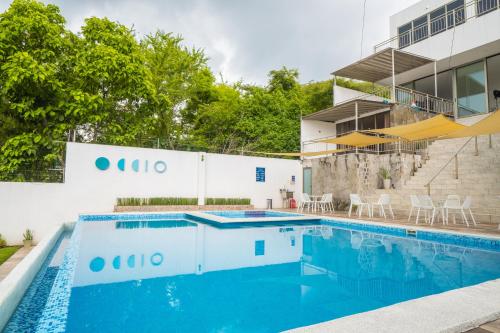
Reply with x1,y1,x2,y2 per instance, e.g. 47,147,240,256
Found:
23,229,34,248
379,167,391,189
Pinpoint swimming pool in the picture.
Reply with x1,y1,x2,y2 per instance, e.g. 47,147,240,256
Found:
204,210,302,218
5,213,500,332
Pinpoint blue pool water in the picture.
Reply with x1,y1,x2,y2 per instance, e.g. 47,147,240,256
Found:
5,214,500,333
204,210,302,218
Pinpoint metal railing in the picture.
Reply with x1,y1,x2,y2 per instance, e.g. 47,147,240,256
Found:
374,0,496,52
394,86,454,116
302,130,431,157
477,0,498,15
424,137,474,195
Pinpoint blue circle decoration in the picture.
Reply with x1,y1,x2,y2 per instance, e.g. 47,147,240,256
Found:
131,159,140,172
89,257,105,272
127,254,136,268
112,256,121,270
154,161,167,174
150,252,163,266
117,158,126,171
95,157,110,171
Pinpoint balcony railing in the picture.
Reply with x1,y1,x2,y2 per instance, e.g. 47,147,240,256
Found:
477,0,498,15
394,86,454,116
374,0,497,52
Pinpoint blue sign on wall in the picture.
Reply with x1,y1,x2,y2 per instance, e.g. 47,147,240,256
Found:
256,167,265,182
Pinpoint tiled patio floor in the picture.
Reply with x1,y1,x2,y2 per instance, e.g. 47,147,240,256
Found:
277,209,500,237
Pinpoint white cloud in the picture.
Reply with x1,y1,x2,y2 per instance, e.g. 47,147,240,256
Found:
0,0,418,85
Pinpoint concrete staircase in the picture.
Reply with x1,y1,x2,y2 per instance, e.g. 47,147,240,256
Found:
366,134,500,224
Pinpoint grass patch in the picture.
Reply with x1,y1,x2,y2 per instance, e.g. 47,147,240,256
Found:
0,246,21,266
205,198,251,205
116,197,251,206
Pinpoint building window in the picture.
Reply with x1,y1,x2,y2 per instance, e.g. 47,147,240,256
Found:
446,0,465,28
477,0,498,16
412,15,428,43
430,6,446,35
398,23,412,48
457,61,487,117
487,54,500,112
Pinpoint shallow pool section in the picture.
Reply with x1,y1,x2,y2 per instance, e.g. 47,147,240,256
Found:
205,210,302,218
6,214,500,333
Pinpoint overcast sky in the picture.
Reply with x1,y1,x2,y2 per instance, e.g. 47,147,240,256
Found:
1,0,418,85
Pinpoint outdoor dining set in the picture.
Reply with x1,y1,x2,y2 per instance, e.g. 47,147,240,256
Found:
298,192,477,228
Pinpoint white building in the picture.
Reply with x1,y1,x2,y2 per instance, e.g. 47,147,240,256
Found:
301,0,500,166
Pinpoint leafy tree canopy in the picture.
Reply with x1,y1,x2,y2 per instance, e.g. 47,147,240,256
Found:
0,0,376,181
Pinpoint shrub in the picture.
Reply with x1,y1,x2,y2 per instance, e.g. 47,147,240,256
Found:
0,234,6,248
116,197,198,206
23,229,34,241
205,198,251,205
116,197,251,206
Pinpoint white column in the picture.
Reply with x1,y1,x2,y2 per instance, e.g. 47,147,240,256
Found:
391,49,396,102
355,102,359,154
197,152,207,206
333,75,337,106
434,61,438,97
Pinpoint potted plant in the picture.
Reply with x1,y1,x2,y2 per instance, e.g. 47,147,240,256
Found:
379,167,391,189
23,229,33,248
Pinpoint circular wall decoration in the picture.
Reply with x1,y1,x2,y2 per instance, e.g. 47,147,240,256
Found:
131,159,140,172
154,161,167,174
127,254,136,268
89,257,105,272
112,256,121,270
150,252,163,266
117,158,126,171
95,157,110,171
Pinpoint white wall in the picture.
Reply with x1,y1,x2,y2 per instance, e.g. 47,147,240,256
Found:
300,119,337,155
334,86,385,105
0,143,302,244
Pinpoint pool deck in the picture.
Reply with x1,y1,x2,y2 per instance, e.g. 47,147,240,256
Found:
0,247,32,283
276,209,500,237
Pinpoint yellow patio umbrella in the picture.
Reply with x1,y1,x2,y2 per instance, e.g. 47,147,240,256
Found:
370,114,466,141
318,132,398,147
443,109,500,139
255,148,346,157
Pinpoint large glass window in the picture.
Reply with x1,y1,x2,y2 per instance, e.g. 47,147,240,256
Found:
437,70,453,100
487,54,500,112
414,76,435,95
456,61,487,117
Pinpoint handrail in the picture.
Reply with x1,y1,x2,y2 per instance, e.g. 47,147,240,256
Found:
424,137,473,195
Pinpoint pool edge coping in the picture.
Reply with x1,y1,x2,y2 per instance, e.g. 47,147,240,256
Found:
0,224,65,331
285,278,500,333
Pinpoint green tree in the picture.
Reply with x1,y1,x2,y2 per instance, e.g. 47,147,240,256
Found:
74,17,155,145
0,0,96,180
141,31,214,149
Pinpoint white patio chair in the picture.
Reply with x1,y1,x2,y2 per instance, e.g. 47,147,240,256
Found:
348,194,371,218
446,196,477,227
408,195,423,223
298,193,313,212
419,195,438,225
371,194,394,219
443,194,461,225
318,193,334,213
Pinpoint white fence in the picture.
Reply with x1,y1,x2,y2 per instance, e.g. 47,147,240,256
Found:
0,143,302,244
